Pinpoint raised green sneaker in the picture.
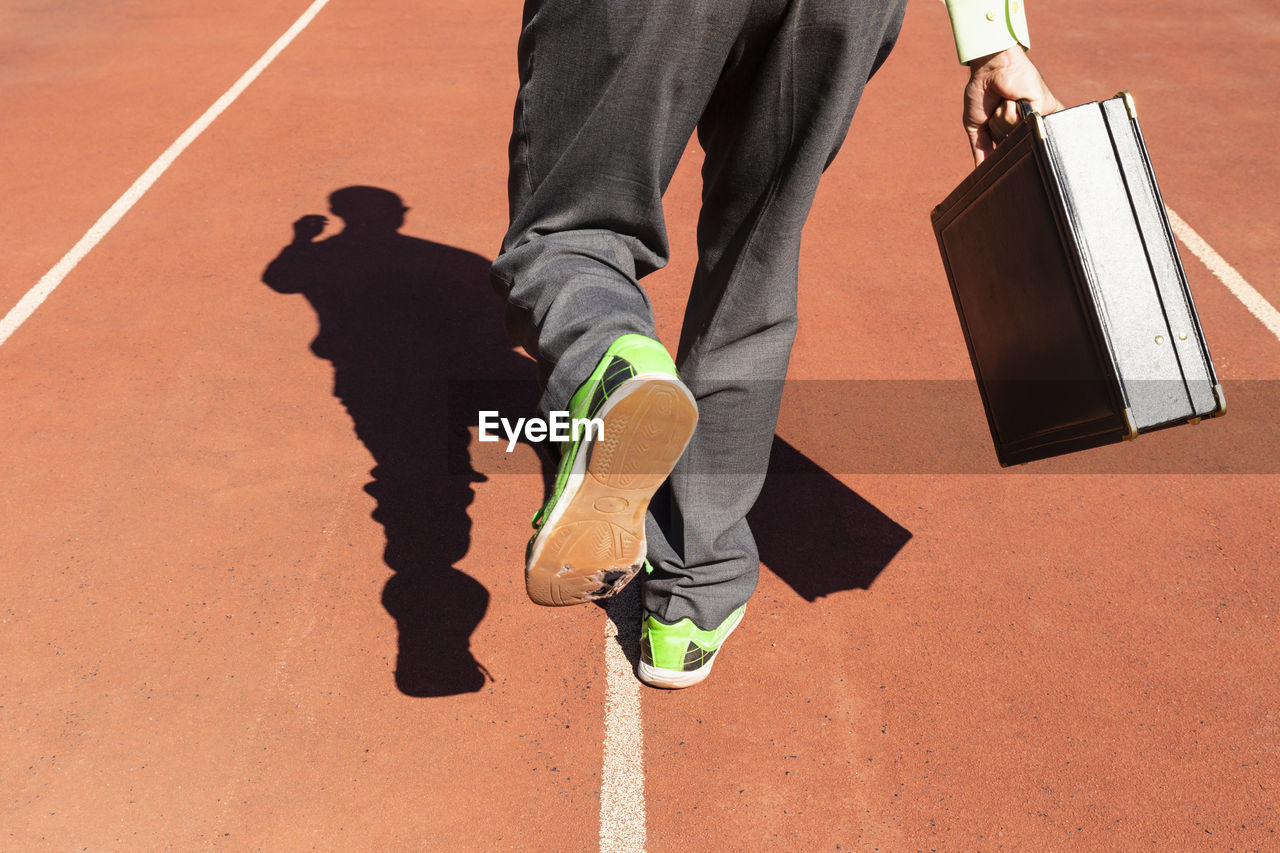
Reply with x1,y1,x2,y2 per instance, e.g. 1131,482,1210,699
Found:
638,605,745,689
525,334,697,607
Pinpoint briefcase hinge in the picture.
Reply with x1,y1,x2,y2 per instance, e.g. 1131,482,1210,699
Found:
1115,90,1138,120
1122,408,1139,441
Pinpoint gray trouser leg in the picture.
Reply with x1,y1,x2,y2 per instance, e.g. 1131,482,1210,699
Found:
491,0,754,413
492,0,907,628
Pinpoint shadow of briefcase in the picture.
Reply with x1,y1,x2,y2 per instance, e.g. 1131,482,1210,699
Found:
932,93,1225,467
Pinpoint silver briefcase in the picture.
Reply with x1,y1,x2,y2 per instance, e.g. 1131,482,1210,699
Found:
931,92,1225,466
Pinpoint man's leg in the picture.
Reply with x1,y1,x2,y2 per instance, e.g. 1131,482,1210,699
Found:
491,0,757,604
642,0,909,630
491,0,755,415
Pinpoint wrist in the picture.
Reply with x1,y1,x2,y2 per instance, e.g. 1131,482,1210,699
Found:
967,44,1027,74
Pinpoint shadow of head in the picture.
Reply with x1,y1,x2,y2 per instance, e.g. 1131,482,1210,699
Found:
328,185,409,234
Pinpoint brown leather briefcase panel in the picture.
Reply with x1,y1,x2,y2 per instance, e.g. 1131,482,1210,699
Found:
932,93,1224,467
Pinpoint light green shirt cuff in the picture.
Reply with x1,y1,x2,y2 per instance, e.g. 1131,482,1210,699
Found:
945,0,1030,64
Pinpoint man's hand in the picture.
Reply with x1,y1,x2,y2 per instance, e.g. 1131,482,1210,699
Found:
964,46,1063,166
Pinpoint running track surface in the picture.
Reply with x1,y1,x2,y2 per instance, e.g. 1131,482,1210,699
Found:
3,1,1277,849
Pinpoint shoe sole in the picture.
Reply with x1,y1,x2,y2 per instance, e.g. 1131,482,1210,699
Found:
637,607,745,689
526,375,697,607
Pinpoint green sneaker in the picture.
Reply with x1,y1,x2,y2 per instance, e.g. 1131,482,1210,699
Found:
525,334,697,607
638,605,745,689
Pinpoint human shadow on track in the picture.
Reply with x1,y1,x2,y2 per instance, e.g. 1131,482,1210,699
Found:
602,435,913,673
263,185,544,698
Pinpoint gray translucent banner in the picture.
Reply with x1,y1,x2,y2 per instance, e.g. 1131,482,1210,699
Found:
448,380,1277,475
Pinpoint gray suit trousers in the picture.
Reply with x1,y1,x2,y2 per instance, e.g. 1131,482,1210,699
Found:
491,0,907,629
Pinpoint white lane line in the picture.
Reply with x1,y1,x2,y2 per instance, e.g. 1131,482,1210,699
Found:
601,587,646,853
1167,206,1280,344
0,0,334,348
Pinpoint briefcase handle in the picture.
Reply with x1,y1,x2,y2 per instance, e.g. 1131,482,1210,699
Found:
990,99,1039,144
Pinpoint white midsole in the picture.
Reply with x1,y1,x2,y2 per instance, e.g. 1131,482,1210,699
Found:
638,607,744,689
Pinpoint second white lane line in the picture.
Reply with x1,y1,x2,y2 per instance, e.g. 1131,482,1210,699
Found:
1167,206,1280,344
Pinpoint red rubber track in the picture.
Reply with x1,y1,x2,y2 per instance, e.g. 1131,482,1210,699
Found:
2,0,1276,848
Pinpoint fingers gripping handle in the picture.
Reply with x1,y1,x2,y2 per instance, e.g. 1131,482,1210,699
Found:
991,98,1042,145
